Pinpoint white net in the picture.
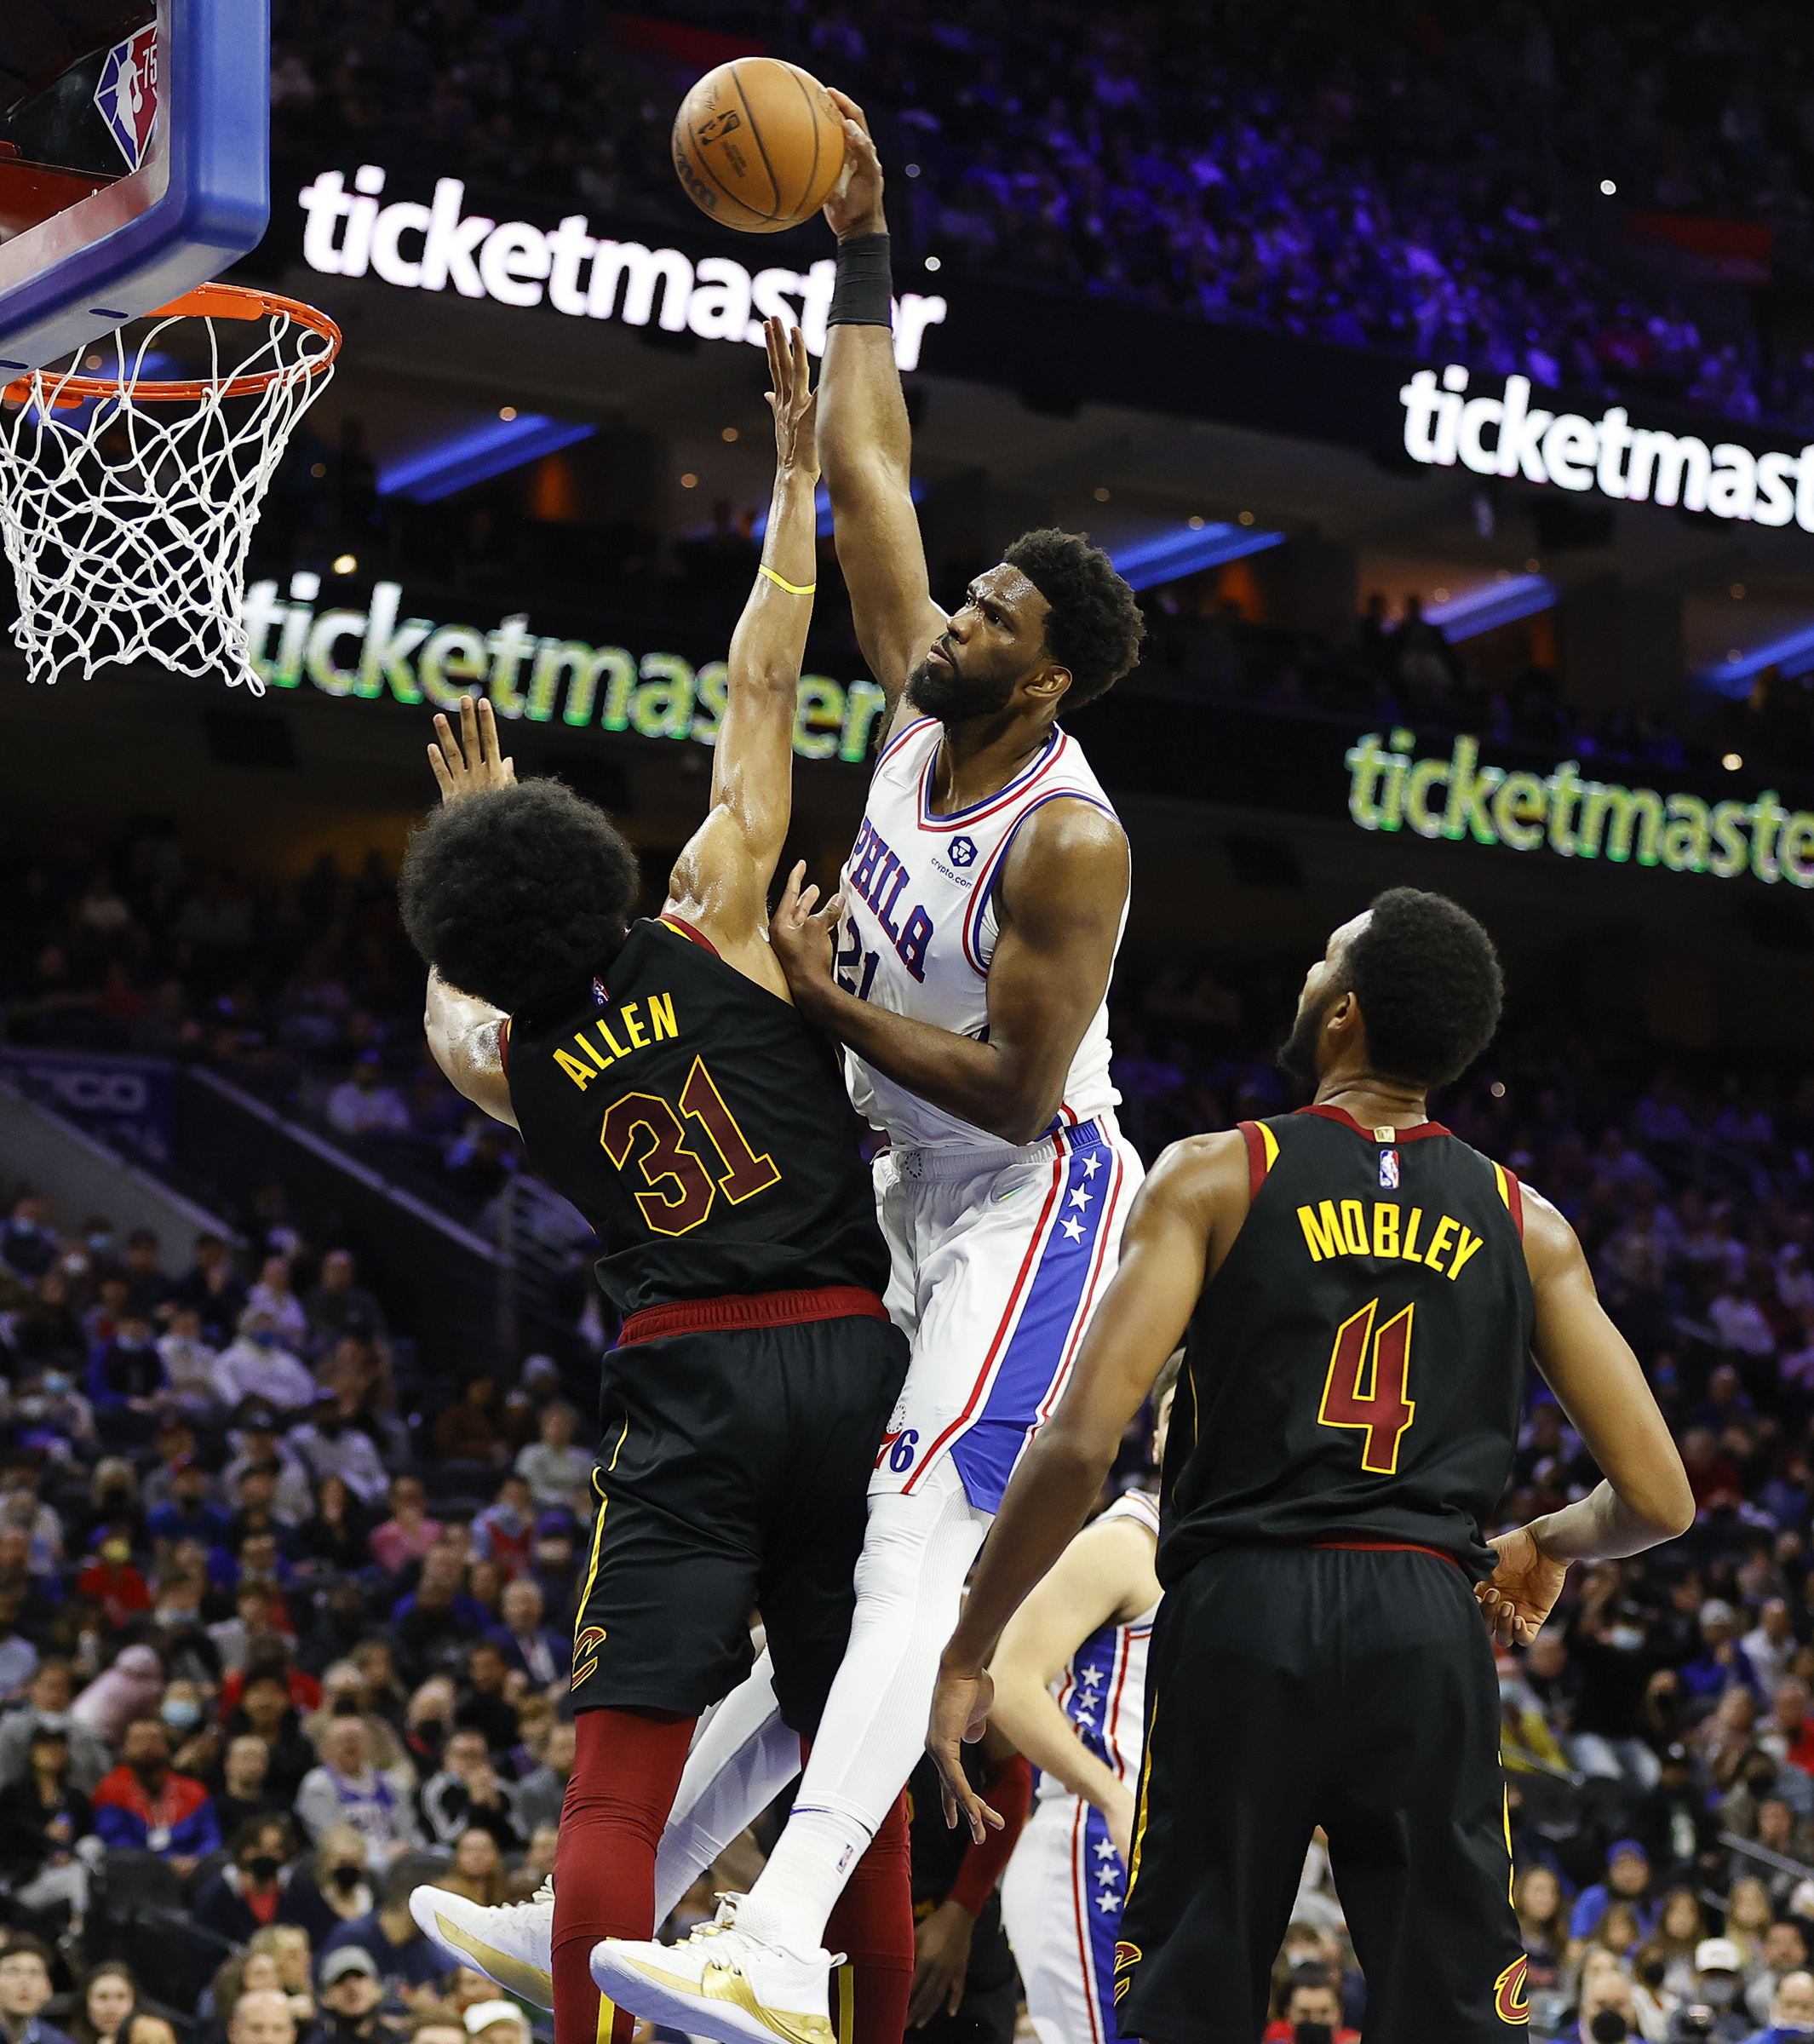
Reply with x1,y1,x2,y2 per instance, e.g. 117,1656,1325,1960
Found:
0,290,338,691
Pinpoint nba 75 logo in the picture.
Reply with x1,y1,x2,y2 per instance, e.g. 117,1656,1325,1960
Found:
1379,1148,1400,1191
95,26,158,172
947,835,978,868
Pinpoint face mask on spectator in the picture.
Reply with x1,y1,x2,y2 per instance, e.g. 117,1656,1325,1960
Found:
1589,2014,1629,2043
40,1374,70,1397
1639,1958,1667,1988
1607,1624,1645,1652
330,1863,363,1892
332,1695,361,1717
415,1717,445,1743
491,1507,523,1535
245,1854,280,1883
252,1329,279,1349
1294,2026,1333,2044
1701,1979,1737,2008
161,1700,199,1731
100,1539,130,1566
33,1714,68,1733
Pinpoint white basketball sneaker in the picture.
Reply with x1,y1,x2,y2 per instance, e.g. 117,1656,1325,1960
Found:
410,1878,554,2009
589,1895,837,2044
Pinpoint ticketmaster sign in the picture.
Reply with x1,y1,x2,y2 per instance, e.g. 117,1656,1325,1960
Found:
1347,728,1814,885
242,576,885,764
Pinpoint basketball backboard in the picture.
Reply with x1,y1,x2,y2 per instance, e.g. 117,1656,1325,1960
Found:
0,0,270,375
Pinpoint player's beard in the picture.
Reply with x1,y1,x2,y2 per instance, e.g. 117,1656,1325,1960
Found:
905,638,1015,725
1277,988,1337,1082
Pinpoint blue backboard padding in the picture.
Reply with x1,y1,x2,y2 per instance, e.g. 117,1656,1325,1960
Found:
0,0,272,373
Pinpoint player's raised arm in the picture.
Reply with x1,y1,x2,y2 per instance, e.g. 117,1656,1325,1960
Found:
816,91,947,732
662,319,818,990
1475,1187,1695,1646
772,794,1128,1145
927,1136,1241,1840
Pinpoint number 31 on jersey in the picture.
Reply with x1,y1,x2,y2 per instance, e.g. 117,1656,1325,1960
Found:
600,1055,781,1237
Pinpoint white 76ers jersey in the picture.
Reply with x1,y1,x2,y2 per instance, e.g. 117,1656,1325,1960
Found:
838,715,1126,1151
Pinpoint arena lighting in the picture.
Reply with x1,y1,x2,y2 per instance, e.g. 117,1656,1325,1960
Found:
1696,619,1814,695
1108,521,1285,593
376,412,596,503
1422,574,1559,641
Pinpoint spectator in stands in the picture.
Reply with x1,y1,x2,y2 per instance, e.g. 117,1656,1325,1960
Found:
1751,1969,1814,2043
310,1949,387,2044
1575,1963,1640,2044
0,1722,92,1926
226,1671,319,1807
2,1201,58,1284
215,1732,280,1839
147,1459,232,1552
70,1965,138,2044
284,1823,375,1949
91,1717,220,1872
317,1857,445,1998
303,1254,388,1364
527,1513,577,1627
72,1644,163,1746
228,1989,294,2044
0,1598,41,1702
1680,1599,1761,1707
439,1829,505,1909
1570,1840,1658,1952
390,1552,486,1686
85,1312,168,1441
1746,1922,1813,2029
512,1404,589,1513
295,1718,421,1869
431,1380,508,1469
0,1661,109,1789
468,1479,531,1580
215,1312,315,1414
154,1307,219,1421
76,1530,152,1633
487,1579,560,1691
451,1643,517,1758
1261,1966,1358,2043
192,1816,303,1944
223,1405,313,1524
1759,1678,1814,1777
369,1480,442,1582
289,1402,387,1511
245,1260,310,1357
1634,1743,1721,1886
327,1055,409,1143
507,1719,571,1842
0,1937,76,2044
1694,1937,1754,2041
172,1237,248,1353
419,1728,520,1852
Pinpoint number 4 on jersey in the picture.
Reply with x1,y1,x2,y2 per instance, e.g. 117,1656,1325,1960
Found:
1317,1299,1416,1474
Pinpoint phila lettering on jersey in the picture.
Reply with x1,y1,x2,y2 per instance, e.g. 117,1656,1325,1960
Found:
837,715,1127,1151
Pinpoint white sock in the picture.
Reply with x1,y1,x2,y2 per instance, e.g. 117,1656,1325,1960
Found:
736,1459,990,1953
653,1649,801,1922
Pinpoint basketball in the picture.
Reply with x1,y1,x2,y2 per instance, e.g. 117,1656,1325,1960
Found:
671,58,847,234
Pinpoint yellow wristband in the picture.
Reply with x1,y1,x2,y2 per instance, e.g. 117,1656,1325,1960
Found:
759,564,816,596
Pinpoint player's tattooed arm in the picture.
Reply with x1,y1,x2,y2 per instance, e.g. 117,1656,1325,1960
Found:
928,1135,1245,1840
423,969,519,1131
664,319,818,996
1475,1186,1694,1646
772,797,1128,1145
816,92,947,739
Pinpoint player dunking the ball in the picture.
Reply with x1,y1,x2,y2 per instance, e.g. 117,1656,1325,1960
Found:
927,889,1697,2044
590,92,1147,2044
397,324,919,2044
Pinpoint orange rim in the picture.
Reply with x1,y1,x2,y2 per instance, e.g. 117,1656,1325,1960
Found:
2,283,342,409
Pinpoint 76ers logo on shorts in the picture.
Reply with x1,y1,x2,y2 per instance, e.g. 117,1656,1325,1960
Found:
947,835,978,868
95,26,159,171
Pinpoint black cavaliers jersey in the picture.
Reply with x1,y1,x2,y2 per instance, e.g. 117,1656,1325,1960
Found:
504,917,889,1317
1159,1105,1535,1586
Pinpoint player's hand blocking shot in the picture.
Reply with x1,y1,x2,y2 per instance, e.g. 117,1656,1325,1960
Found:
928,889,1695,2044
397,322,918,2044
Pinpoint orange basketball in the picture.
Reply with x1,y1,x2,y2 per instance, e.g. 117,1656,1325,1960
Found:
672,58,847,234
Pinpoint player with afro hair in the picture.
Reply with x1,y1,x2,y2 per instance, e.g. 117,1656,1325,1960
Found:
399,777,640,1020
1000,528,1146,708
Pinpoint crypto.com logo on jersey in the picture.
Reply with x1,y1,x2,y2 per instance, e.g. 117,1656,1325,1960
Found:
297,165,946,373
1399,364,1814,531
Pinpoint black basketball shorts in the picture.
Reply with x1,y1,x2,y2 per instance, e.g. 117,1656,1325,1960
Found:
1116,1545,1529,2044
567,1287,910,1739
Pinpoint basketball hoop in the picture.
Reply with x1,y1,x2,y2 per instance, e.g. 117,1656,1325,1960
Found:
0,281,341,692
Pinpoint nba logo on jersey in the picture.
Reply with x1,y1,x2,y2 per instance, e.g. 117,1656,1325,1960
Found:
1379,1148,1400,1190
591,976,609,1006
94,27,159,171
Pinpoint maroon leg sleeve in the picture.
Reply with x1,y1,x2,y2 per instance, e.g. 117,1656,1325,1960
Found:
552,1706,697,2044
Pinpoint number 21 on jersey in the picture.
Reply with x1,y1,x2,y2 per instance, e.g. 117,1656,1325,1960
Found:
1317,1298,1416,1474
599,1055,781,1237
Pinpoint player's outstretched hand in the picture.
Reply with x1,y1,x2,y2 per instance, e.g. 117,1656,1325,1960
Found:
429,694,516,805
823,89,884,241
1475,1525,1569,1646
769,859,844,993
764,318,818,478
926,1656,1002,1846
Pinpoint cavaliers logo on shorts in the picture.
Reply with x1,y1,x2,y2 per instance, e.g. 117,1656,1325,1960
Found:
571,1626,607,1687
1493,1956,1529,2025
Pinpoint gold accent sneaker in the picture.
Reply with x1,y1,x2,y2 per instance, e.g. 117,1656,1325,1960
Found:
589,1896,838,2044
410,1879,554,2010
